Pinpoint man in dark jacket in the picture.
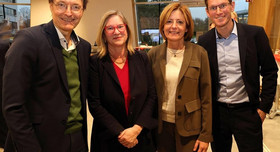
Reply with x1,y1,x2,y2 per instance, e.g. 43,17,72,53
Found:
2,0,91,151
198,0,278,152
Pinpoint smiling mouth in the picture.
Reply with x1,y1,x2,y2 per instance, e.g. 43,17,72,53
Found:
169,31,179,34
61,18,75,22
113,36,122,39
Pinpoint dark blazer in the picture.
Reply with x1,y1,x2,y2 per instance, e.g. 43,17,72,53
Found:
0,39,10,148
198,23,278,113
148,41,213,143
2,21,91,152
88,51,157,152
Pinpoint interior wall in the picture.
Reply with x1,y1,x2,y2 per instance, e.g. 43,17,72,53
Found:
248,0,280,51
30,0,135,46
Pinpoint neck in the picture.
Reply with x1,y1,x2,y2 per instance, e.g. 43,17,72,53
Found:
167,39,185,50
108,45,127,64
216,20,234,38
108,45,127,57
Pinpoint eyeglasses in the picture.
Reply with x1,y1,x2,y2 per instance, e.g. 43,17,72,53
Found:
208,3,230,12
104,24,127,34
54,2,83,13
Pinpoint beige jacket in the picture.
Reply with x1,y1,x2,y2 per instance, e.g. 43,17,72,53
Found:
148,41,213,142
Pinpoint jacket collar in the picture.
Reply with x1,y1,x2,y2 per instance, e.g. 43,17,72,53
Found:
158,41,193,84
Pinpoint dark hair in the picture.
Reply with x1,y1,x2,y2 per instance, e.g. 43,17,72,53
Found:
204,0,232,8
48,0,88,10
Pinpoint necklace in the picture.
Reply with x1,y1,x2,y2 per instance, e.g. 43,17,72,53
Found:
167,46,185,57
109,52,127,64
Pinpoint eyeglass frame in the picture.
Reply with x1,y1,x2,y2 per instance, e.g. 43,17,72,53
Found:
208,2,231,12
104,24,127,34
53,2,83,13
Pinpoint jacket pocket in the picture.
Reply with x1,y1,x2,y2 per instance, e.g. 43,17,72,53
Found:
184,61,200,80
184,99,202,131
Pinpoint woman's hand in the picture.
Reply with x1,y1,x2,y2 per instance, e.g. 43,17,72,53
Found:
118,125,143,148
193,140,209,152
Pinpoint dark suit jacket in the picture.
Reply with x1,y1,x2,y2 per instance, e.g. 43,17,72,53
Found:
148,41,213,143
88,51,157,152
2,21,91,152
0,39,10,147
198,23,278,113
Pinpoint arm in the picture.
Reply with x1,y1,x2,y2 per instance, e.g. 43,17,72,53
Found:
2,30,41,151
87,55,125,137
197,49,213,143
257,27,278,113
135,52,158,129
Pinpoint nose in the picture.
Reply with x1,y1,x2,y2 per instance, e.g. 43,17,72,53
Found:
64,6,72,16
171,21,177,28
216,7,222,14
113,27,121,34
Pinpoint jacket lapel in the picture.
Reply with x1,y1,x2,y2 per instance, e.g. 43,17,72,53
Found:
208,29,219,83
159,43,167,82
128,53,135,94
237,23,247,77
44,21,70,96
178,41,193,84
101,54,121,86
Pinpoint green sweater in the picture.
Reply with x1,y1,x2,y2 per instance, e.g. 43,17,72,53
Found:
62,48,83,134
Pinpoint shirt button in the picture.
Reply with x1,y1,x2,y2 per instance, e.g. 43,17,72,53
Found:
178,112,182,116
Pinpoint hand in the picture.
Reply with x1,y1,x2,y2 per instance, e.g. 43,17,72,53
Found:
118,125,143,148
193,140,209,152
257,109,266,123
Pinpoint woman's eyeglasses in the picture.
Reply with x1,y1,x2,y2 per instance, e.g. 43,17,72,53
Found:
104,24,127,34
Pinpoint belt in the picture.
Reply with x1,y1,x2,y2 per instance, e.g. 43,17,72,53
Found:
217,102,250,109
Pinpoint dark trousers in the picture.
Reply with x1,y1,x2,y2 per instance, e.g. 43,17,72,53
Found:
211,103,263,152
157,121,198,152
66,130,87,152
4,130,87,152
0,112,8,148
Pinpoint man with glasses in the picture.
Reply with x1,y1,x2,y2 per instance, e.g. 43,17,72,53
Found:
198,0,278,151
2,0,90,151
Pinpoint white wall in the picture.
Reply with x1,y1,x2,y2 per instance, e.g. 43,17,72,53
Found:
30,0,135,46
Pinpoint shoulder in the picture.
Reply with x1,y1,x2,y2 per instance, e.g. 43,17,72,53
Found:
237,23,265,35
90,53,101,63
198,29,215,41
148,42,165,58
78,37,91,47
186,42,208,58
132,50,149,63
14,24,45,40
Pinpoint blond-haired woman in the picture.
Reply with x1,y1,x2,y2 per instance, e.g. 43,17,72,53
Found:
88,10,157,152
148,3,212,152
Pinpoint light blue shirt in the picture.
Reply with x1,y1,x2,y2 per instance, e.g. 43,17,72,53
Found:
215,21,249,104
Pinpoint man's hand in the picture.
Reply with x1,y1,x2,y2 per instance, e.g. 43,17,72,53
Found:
118,125,143,148
193,140,209,152
257,109,266,123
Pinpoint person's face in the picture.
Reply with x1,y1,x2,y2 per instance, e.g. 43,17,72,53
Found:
50,0,84,33
104,15,128,48
206,0,235,29
163,9,187,43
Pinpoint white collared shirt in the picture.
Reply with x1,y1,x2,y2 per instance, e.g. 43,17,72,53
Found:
54,26,80,52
